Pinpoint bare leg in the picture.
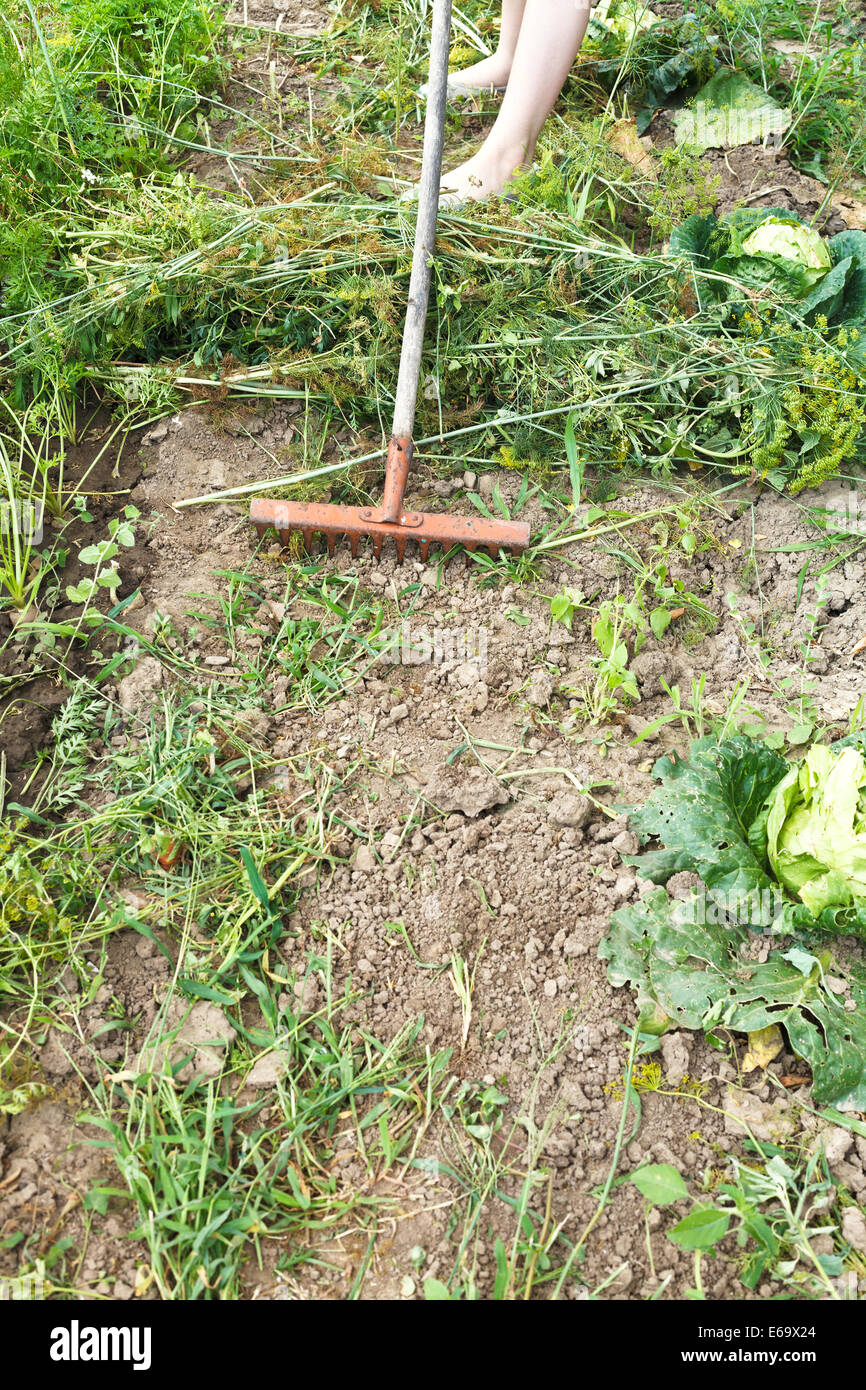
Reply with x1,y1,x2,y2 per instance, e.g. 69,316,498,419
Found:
441,0,590,202
446,0,526,90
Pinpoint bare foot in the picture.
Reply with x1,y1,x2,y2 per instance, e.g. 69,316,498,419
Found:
446,53,512,90
439,141,529,203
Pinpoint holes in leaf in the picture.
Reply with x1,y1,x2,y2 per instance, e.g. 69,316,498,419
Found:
800,1007,828,1048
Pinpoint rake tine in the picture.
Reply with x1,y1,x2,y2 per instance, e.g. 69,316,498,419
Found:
250,495,529,564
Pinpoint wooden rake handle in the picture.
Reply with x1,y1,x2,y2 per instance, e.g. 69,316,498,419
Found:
380,0,452,523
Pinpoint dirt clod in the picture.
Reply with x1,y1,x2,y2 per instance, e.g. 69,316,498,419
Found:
245,1050,290,1089
548,791,594,828
117,655,164,715
842,1207,866,1254
138,1001,237,1084
660,1031,692,1085
423,763,509,818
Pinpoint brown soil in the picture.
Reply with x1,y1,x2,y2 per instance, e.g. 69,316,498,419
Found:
4,394,865,1300
226,0,330,36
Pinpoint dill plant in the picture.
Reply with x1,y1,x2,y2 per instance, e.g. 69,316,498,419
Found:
738,309,866,492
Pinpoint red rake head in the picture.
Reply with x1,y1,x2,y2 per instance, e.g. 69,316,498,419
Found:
250,499,530,563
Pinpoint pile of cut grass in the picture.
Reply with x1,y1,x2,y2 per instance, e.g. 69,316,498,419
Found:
1,1,863,524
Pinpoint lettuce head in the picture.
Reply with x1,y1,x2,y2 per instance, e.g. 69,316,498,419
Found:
593,0,660,41
669,209,838,305
723,215,832,299
740,217,832,277
766,744,866,915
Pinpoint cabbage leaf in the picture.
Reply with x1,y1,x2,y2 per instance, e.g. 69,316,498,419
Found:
600,734,866,1107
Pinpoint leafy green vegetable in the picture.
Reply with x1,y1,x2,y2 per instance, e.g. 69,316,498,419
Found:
830,231,866,323
593,0,660,43
621,735,789,906
739,217,831,295
680,210,864,312
600,735,866,1107
799,255,855,325
674,209,832,301
669,208,866,372
635,50,702,133
672,69,791,154
603,884,866,1107
741,219,831,276
587,10,721,135
764,745,866,916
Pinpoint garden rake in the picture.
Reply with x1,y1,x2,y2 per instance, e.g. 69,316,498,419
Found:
250,0,530,563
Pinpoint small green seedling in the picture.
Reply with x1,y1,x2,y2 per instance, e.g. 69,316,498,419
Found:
65,507,140,605
629,1141,847,1300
